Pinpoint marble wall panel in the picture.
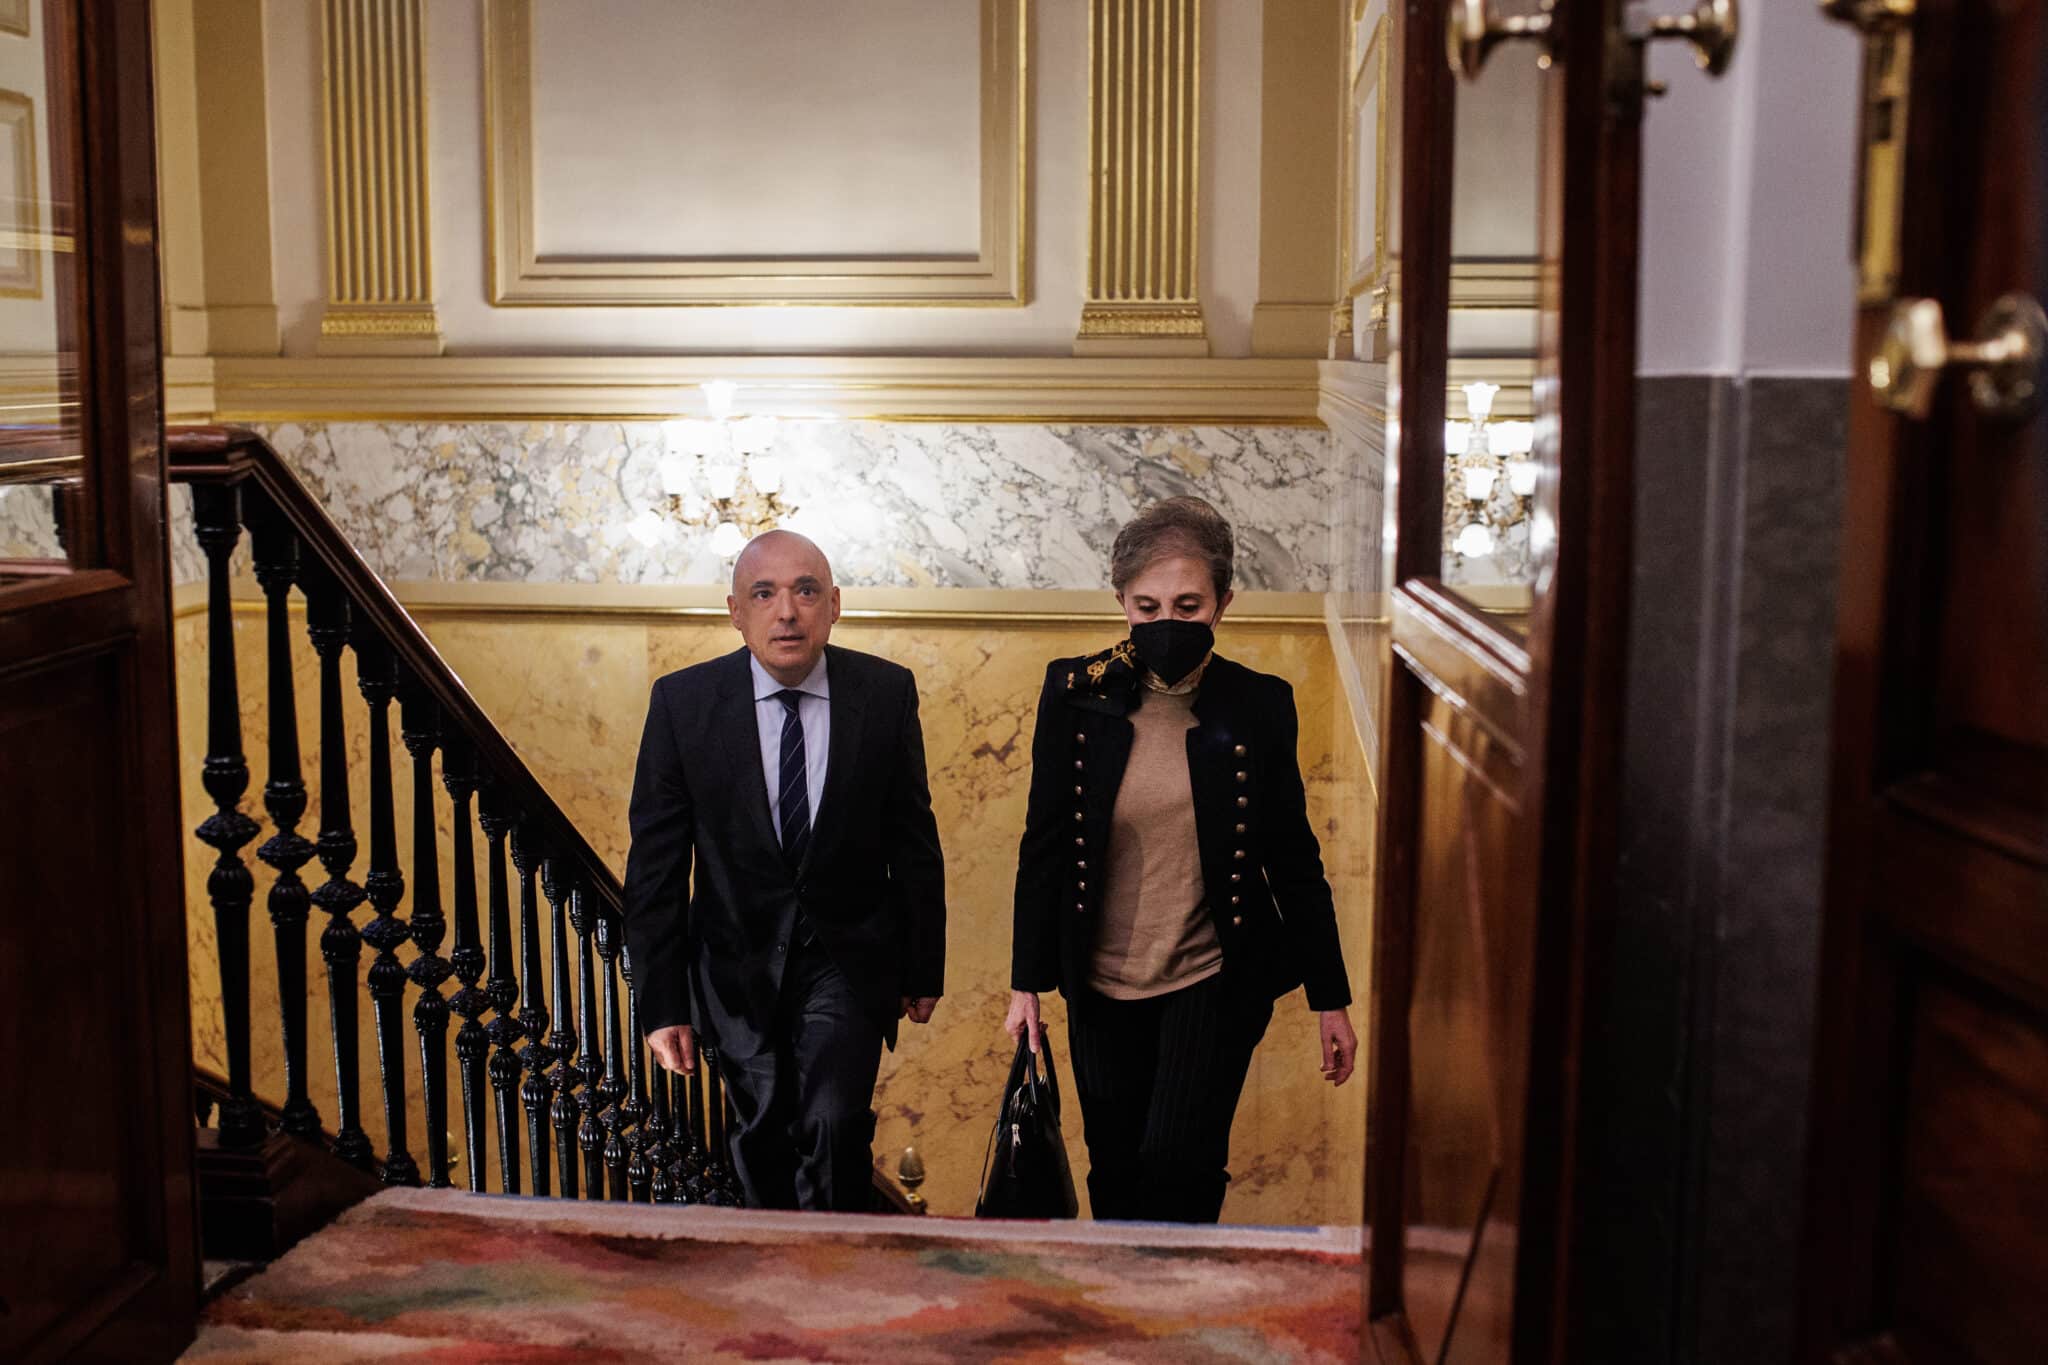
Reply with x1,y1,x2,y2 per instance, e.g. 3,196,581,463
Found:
247,421,1336,592
180,603,1377,1226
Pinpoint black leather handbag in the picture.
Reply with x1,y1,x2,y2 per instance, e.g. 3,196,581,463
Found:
973,1036,1080,1219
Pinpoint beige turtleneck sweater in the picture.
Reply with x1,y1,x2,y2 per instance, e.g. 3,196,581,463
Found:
1088,687,1224,999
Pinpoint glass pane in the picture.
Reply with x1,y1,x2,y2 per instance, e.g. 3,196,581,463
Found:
0,0,87,585
1437,31,1544,637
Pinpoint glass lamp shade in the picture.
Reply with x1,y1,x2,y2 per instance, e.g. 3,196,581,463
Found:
1462,381,1500,424
732,415,778,455
658,456,691,496
1508,459,1539,497
1463,465,1499,502
705,459,741,499
627,510,666,548
1455,522,1496,558
750,456,784,494
701,379,739,422
1491,420,1536,455
1444,420,1472,453
710,521,747,557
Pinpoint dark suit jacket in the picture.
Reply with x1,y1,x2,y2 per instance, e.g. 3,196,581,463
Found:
1010,645,1351,1011
621,644,946,1053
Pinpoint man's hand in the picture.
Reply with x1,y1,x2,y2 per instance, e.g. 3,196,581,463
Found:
1004,990,1044,1053
900,996,939,1024
1319,1008,1357,1086
648,1024,697,1076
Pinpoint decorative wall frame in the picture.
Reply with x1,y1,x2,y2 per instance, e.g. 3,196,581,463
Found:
1339,13,1389,311
0,0,29,39
0,89,42,299
482,0,1031,306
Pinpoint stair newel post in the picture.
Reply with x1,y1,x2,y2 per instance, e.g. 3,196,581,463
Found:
544,865,581,1198
477,782,522,1193
400,682,453,1188
511,822,555,1196
594,910,629,1200
301,560,371,1170
192,482,264,1150
440,733,490,1192
246,488,321,1139
570,887,606,1197
353,631,417,1187
620,949,652,1202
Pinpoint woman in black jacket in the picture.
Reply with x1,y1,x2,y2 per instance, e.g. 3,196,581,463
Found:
1004,496,1357,1224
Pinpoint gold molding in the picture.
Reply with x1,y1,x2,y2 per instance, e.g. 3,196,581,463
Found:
1074,0,1207,357
164,354,1326,425
1450,260,1541,311
482,0,1029,307
1337,15,1391,318
318,0,443,356
190,580,1331,628
0,90,41,300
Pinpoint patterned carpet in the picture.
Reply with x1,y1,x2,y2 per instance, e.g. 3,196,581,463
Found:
184,1189,1364,1363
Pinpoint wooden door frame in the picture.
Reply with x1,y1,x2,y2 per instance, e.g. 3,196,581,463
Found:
0,2,198,1359
1363,0,1644,1358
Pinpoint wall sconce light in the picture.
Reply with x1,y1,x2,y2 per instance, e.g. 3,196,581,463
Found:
646,382,799,557
1445,379,1534,581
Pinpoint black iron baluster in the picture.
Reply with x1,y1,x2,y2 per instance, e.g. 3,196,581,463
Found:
544,866,581,1198
354,631,418,1187
676,1047,707,1203
247,493,320,1139
647,1052,674,1204
478,784,522,1194
595,911,629,1200
302,562,371,1170
192,483,263,1149
441,734,489,1193
620,949,651,1202
511,824,554,1196
401,682,453,1188
701,1046,739,1205
571,888,606,1198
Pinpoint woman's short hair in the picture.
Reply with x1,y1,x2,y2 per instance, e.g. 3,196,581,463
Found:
1109,496,1236,597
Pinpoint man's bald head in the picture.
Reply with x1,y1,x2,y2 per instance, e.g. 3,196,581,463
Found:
731,529,833,595
728,529,842,686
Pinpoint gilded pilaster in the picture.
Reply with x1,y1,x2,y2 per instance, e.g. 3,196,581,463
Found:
317,0,443,356
1075,0,1208,357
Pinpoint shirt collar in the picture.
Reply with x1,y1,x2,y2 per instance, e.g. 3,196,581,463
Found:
750,650,830,703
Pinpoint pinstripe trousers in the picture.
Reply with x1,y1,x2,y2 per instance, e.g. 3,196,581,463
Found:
1065,972,1273,1223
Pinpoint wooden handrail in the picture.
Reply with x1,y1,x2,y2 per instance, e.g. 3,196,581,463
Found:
165,424,621,916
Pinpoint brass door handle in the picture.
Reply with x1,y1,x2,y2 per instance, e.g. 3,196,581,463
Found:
1870,294,2048,420
1625,0,1740,75
1447,0,1554,81
1818,0,1913,35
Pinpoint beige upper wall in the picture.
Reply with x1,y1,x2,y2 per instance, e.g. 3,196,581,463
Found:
247,0,1277,357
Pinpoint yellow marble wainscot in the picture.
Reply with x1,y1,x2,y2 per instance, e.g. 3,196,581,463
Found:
177,595,1377,1226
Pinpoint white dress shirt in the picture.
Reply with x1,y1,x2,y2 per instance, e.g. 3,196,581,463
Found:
751,652,830,832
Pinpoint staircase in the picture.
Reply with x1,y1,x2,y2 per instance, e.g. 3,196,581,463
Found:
168,427,915,1258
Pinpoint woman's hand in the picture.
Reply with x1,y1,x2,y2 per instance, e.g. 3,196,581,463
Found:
1004,990,1044,1053
1319,1009,1357,1086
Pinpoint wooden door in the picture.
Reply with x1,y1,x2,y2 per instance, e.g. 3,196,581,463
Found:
1799,4,2048,1362
0,3,198,1359
1362,1,1728,1359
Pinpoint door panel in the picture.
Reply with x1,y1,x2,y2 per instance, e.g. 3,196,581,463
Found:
1804,2,2048,1363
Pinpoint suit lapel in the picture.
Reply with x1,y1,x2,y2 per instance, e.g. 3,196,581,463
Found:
715,649,780,858
806,645,867,875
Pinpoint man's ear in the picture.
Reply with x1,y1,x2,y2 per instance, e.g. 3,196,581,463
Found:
727,594,741,631
829,585,842,625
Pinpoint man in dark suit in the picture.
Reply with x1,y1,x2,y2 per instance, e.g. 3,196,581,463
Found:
621,530,946,1211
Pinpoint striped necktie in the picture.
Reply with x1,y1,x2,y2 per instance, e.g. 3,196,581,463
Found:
775,689,812,868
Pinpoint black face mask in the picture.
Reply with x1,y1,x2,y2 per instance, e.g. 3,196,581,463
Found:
1129,618,1215,685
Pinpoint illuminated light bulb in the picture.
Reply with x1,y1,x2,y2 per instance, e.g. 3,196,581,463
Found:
1462,380,1500,424
1455,522,1495,558
1444,420,1471,453
1492,420,1535,455
701,379,739,422
1508,459,1539,497
1463,465,1498,503
658,456,691,497
710,521,747,557
627,510,666,548
705,459,740,500
750,456,783,495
